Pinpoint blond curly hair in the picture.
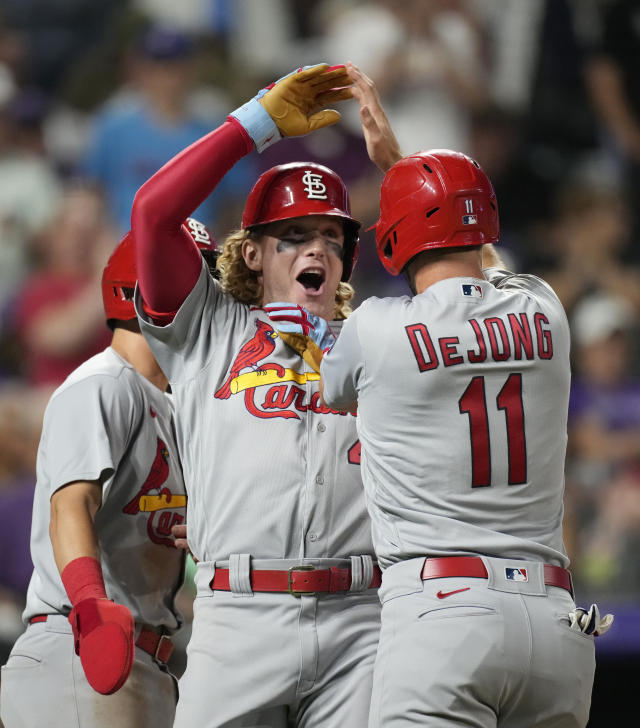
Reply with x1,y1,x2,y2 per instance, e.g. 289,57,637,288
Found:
216,229,354,320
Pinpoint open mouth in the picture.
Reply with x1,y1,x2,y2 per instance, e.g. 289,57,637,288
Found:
296,270,325,291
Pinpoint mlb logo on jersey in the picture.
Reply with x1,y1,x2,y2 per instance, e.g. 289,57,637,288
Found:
505,567,528,582
462,284,483,298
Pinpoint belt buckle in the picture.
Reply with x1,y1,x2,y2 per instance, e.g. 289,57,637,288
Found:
288,565,316,597
154,634,172,664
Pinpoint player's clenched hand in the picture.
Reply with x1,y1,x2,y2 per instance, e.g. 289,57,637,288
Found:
230,64,352,152
68,597,135,695
264,302,336,373
346,62,402,173
263,303,336,351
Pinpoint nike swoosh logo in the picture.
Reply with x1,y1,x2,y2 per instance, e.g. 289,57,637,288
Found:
436,587,471,599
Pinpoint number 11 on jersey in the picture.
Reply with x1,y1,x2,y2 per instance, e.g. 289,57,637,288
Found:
458,373,527,487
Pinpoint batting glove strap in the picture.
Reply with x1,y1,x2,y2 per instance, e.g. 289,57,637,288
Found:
569,603,614,637
230,64,351,152
228,66,314,153
228,98,280,153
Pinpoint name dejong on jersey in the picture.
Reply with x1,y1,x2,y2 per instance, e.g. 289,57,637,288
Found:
214,319,354,421
406,309,554,372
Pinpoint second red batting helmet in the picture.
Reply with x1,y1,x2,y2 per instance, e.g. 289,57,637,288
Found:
370,150,499,275
242,162,361,281
102,218,216,328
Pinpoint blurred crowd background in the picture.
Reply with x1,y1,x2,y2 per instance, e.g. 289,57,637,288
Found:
0,0,638,720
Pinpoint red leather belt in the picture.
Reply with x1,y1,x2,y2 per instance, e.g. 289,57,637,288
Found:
210,564,382,596
29,615,174,664
421,556,573,595
134,629,174,664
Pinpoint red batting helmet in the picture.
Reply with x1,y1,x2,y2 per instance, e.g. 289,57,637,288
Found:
242,162,361,281
102,217,216,328
370,150,499,275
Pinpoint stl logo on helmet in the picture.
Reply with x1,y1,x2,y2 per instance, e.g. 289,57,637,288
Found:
302,170,328,200
186,217,211,245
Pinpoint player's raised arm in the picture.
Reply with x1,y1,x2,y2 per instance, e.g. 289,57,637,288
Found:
346,62,402,174
132,64,353,322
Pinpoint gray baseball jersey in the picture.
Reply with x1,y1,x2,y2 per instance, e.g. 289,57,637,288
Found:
24,346,186,627
135,264,380,728
321,269,595,728
135,264,373,563
1,346,185,728
322,269,570,569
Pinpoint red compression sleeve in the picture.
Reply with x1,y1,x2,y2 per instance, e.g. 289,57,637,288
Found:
61,556,108,605
132,117,253,317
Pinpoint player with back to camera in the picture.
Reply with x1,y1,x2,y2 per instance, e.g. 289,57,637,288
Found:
131,63,402,727
0,219,215,728
320,150,614,727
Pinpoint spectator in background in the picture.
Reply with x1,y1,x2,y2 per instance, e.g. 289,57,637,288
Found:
9,186,114,386
81,24,253,235
0,382,50,664
530,177,640,315
256,0,490,304
566,292,640,597
585,0,640,258
0,78,62,314
320,0,489,155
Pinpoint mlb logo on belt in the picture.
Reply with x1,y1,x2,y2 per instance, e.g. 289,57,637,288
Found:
462,284,482,298
505,567,528,582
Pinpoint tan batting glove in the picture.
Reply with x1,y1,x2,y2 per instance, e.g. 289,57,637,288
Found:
259,64,352,136
229,64,353,152
278,332,325,374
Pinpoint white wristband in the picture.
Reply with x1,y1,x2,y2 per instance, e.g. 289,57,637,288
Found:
229,97,281,153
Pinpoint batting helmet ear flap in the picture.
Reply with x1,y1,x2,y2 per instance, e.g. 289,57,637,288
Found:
102,232,137,329
184,217,219,278
102,217,219,329
242,162,361,281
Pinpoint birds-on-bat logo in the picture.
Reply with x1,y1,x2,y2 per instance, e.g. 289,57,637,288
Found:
213,317,353,421
215,320,278,399
122,436,185,547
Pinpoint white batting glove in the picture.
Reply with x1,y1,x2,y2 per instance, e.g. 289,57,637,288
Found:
263,302,336,352
569,604,614,637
